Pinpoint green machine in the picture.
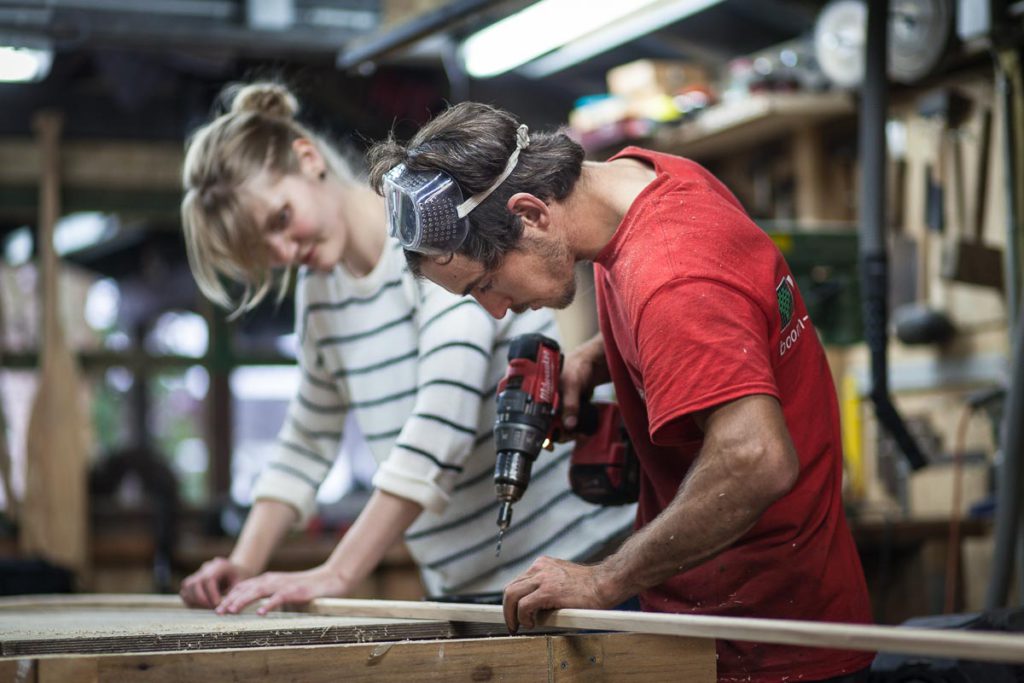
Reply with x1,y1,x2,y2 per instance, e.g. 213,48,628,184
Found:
766,229,861,346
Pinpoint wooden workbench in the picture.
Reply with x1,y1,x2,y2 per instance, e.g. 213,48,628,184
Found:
0,596,715,682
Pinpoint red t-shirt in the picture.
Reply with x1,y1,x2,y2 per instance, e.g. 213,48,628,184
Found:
595,147,874,682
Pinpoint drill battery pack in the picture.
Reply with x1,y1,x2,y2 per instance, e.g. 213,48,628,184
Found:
569,402,639,506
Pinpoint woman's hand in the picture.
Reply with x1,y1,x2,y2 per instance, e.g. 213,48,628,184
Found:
180,557,255,609
215,565,351,616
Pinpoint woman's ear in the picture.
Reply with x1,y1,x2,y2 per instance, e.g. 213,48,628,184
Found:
292,138,326,179
506,193,549,231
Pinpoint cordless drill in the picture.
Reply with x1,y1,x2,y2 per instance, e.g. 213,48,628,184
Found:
493,334,638,556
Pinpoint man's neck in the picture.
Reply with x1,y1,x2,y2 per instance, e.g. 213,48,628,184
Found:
564,158,657,261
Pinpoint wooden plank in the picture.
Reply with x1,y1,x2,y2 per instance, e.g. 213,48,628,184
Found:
551,633,714,682
304,598,1024,664
0,600,507,657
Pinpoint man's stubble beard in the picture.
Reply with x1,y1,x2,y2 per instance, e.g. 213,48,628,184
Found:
515,231,578,311
552,272,577,309
540,234,577,310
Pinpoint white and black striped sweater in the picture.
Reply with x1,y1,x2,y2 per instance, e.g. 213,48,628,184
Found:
252,240,636,596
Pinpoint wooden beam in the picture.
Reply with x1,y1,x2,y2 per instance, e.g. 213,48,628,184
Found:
0,138,183,191
11,633,714,683
303,598,1024,665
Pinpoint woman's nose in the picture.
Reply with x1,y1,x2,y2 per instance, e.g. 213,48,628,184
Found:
266,234,297,266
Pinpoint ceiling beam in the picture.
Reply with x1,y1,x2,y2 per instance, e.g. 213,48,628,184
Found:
337,0,505,71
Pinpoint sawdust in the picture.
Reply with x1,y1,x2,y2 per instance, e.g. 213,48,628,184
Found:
0,606,407,641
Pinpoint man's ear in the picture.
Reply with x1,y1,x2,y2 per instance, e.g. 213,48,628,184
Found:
292,138,325,179
506,193,549,231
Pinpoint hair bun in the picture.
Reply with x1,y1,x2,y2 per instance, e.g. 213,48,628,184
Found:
230,82,299,119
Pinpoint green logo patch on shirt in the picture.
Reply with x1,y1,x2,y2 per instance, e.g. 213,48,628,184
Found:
777,276,794,329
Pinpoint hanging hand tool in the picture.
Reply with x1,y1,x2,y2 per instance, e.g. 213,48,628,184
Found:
942,106,1004,289
22,111,90,576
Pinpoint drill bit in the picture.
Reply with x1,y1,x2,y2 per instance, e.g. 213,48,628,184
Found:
495,501,513,557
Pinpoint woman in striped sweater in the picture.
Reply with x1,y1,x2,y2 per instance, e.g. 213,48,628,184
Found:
177,82,635,614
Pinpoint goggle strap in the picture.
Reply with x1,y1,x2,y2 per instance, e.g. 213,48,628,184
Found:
456,124,530,219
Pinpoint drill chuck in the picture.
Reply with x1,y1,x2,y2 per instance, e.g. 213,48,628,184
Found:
494,448,534,530
496,501,514,532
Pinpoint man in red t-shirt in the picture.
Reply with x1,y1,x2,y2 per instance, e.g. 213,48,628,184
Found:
368,102,875,683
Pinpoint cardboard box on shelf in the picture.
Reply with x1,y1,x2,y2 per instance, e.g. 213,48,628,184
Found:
382,0,443,26
568,95,628,134
607,59,710,99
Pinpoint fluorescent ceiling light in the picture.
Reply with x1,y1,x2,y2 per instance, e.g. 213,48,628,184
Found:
520,0,725,78
0,45,52,83
461,0,664,78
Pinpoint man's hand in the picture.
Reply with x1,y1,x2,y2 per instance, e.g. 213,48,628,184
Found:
180,557,254,609
560,334,610,432
215,565,350,616
502,556,627,633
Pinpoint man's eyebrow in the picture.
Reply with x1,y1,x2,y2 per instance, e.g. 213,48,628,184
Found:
462,274,486,297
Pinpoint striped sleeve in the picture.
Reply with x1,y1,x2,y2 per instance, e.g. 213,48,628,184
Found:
251,276,348,526
372,282,497,514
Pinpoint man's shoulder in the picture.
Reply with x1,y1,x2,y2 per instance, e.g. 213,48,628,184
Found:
611,146,704,177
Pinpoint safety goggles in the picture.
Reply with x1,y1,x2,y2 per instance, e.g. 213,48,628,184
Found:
384,124,530,255
383,165,470,256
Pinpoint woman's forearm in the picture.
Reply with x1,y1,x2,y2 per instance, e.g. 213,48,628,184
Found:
323,489,423,592
228,499,300,575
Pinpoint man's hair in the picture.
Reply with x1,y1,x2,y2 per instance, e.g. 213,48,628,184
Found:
180,81,356,316
366,102,585,276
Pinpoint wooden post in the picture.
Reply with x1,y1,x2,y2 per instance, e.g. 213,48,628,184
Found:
793,126,827,223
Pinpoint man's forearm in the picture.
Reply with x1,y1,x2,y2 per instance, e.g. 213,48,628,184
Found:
229,499,300,575
599,453,768,601
595,394,798,602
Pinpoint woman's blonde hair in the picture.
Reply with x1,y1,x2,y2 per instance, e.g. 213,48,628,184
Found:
181,81,355,316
